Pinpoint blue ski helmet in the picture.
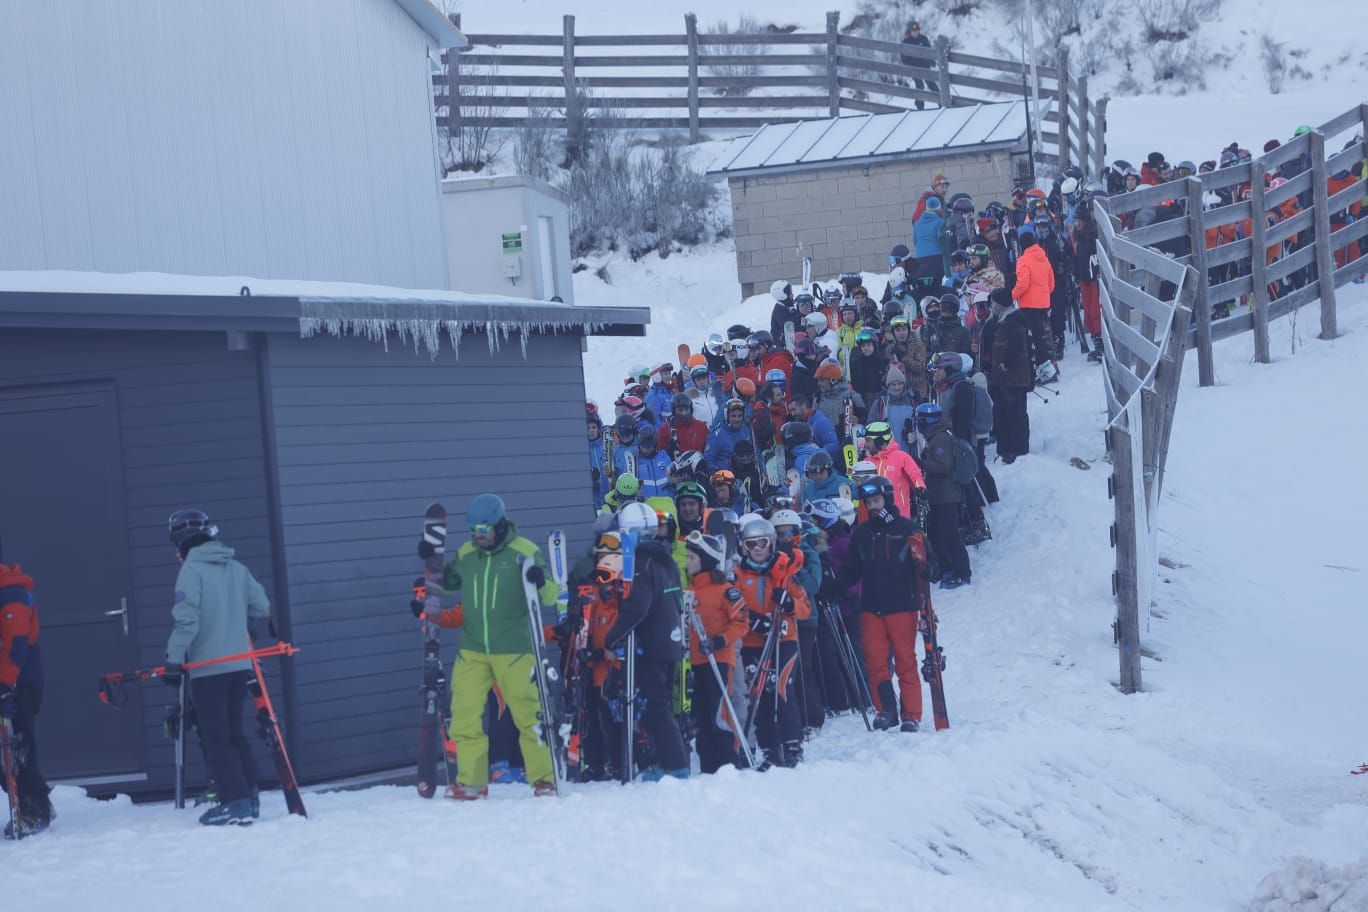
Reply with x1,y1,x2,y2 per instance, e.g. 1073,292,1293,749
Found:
914,402,944,433
467,494,506,530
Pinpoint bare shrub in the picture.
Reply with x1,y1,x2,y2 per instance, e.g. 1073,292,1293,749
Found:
701,15,770,95
439,61,508,173
512,93,558,180
630,142,718,258
1136,0,1222,43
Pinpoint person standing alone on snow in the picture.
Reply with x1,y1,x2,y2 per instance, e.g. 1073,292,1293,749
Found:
899,21,938,110
164,510,272,826
425,494,559,799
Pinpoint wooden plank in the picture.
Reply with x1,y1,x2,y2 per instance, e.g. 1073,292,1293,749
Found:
836,74,939,104
1265,280,1322,321
839,95,903,115
836,34,935,61
834,52,933,83
1096,253,1176,325
946,50,1056,78
445,115,820,130
698,95,832,109
562,15,577,131
685,14,700,142
1318,106,1365,140
461,34,564,47
1185,176,1214,387
574,54,691,67
1330,216,1368,253
1205,237,1252,269
1092,95,1108,179
1334,250,1368,285
1308,130,1339,339
935,36,952,108
1150,289,1193,497
1201,199,1252,230
949,71,1033,96
456,94,682,109
461,53,564,67
1110,418,1143,694
573,34,685,47
1247,162,1271,363
826,11,840,117
449,74,565,88
1260,134,1312,170
1265,242,1318,282
1197,160,1253,192
1122,218,1188,248
1111,237,1190,285
1264,170,1313,209
1057,47,1071,168
1207,273,1252,304
1265,206,1313,248
1108,180,1182,215
694,31,829,46
1078,76,1090,169
1328,177,1367,213
1106,301,1162,367
1326,140,1365,175
1208,309,1254,343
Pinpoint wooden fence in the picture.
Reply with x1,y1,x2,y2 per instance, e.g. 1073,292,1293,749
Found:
437,13,1106,176
1093,100,1366,691
1100,103,1367,387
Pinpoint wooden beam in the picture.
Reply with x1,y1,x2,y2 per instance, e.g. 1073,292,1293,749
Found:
1056,48,1071,169
826,11,840,117
1184,177,1215,386
935,36,952,109
1111,417,1143,694
562,15,577,135
1247,161,1271,363
1308,130,1339,340
684,14,699,142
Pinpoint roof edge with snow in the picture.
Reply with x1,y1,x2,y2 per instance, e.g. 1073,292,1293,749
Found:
392,0,466,49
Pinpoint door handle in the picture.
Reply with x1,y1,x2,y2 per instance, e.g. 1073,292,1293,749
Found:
105,597,130,636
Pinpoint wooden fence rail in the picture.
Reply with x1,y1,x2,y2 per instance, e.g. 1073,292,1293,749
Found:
1101,101,1366,379
438,12,1104,176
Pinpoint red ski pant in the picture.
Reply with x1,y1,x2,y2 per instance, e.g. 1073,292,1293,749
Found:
859,611,922,722
1079,280,1101,337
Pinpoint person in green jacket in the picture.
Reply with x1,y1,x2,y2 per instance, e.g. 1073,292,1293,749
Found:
163,509,272,826
429,494,558,800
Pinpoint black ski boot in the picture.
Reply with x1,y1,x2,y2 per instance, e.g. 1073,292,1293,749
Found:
900,719,920,733
782,741,804,768
873,682,899,730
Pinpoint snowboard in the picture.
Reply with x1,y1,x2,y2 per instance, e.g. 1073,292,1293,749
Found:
415,503,450,798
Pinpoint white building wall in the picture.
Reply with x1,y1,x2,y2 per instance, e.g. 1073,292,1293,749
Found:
0,0,450,290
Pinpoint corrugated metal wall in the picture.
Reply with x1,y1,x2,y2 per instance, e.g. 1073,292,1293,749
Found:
0,0,449,289
0,328,280,792
265,330,597,780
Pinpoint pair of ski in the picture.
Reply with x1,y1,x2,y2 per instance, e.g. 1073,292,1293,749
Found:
415,505,571,797
97,642,306,817
1,717,21,838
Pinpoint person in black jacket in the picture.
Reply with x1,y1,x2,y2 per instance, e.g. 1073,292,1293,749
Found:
988,289,1032,462
931,352,994,544
848,329,887,405
914,404,971,589
604,504,689,780
936,293,973,356
899,20,937,110
829,476,928,731
768,279,797,344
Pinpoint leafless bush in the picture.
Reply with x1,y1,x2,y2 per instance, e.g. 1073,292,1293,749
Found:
1136,0,1221,43
701,15,769,95
512,93,558,181
1260,33,1291,94
439,62,508,173
629,142,718,257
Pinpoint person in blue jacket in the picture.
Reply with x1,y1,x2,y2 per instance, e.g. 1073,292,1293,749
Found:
913,196,946,290
782,421,822,489
610,415,642,481
802,451,853,502
786,391,841,465
644,367,675,424
633,429,675,500
704,397,753,470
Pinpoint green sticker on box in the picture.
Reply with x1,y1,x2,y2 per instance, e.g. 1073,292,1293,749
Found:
502,232,523,253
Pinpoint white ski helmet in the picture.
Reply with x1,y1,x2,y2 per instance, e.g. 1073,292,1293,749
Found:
803,312,829,335
617,501,658,534
832,497,857,526
889,266,908,289
1060,176,1079,197
770,279,792,302
770,509,803,530
850,460,878,481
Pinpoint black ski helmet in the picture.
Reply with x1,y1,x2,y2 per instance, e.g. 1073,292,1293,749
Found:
855,475,895,501
671,392,694,415
726,323,751,341
805,450,834,474
168,508,218,550
780,421,813,447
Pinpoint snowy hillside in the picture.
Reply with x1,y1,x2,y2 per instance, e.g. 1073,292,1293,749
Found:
18,275,1367,911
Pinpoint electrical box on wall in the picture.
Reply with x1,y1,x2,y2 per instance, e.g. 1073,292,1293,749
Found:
502,258,522,279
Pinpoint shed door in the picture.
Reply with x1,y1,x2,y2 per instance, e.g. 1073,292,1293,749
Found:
0,382,145,778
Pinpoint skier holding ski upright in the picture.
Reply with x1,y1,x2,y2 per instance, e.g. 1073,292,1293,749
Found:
426,494,559,799
164,509,273,826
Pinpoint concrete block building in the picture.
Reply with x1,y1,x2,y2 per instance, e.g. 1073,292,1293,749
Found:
710,103,1032,296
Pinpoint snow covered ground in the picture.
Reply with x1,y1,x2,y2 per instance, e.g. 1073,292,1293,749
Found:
15,261,1366,906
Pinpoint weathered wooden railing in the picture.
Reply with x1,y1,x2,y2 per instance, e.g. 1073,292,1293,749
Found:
437,12,1106,175
1101,103,1366,386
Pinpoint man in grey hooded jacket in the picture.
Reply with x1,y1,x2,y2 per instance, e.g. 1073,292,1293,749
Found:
164,508,272,826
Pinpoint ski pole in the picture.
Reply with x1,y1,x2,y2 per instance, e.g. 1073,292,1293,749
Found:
173,676,186,809
1,718,20,839
832,608,877,719
685,604,755,770
98,642,300,706
822,604,873,731
622,631,636,785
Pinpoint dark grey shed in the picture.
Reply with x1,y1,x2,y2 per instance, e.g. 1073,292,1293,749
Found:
0,281,647,795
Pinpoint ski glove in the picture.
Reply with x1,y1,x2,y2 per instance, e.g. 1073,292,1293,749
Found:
877,508,896,525
0,686,14,720
724,587,743,604
699,635,728,656
161,662,185,689
747,611,773,635
772,588,796,615
525,564,546,588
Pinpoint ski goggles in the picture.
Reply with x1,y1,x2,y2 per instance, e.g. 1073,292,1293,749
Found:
595,531,624,553
470,522,498,536
856,481,887,499
594,565,620,584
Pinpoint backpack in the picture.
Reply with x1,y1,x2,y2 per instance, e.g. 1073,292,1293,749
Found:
968,375,993,437
951,434,979,485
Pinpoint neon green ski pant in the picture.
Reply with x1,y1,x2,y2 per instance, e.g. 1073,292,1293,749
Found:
448,649,553,788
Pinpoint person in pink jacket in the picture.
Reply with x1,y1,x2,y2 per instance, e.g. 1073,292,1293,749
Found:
863,421,926,521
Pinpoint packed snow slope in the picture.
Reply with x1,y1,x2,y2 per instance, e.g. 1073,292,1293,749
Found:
15,269,1367,906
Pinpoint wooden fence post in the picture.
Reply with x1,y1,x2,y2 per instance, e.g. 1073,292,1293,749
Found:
935,36,951,109
1077,75,1090,172
826,11,840,117
1308,130,1339,340
445,14,462,138
1056,48,1071,168
562,15,578,129
1111,419,1142,694
1184,176,1215,386
1093,95,1108,178
1248,162,1271,363
685,13,700,142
